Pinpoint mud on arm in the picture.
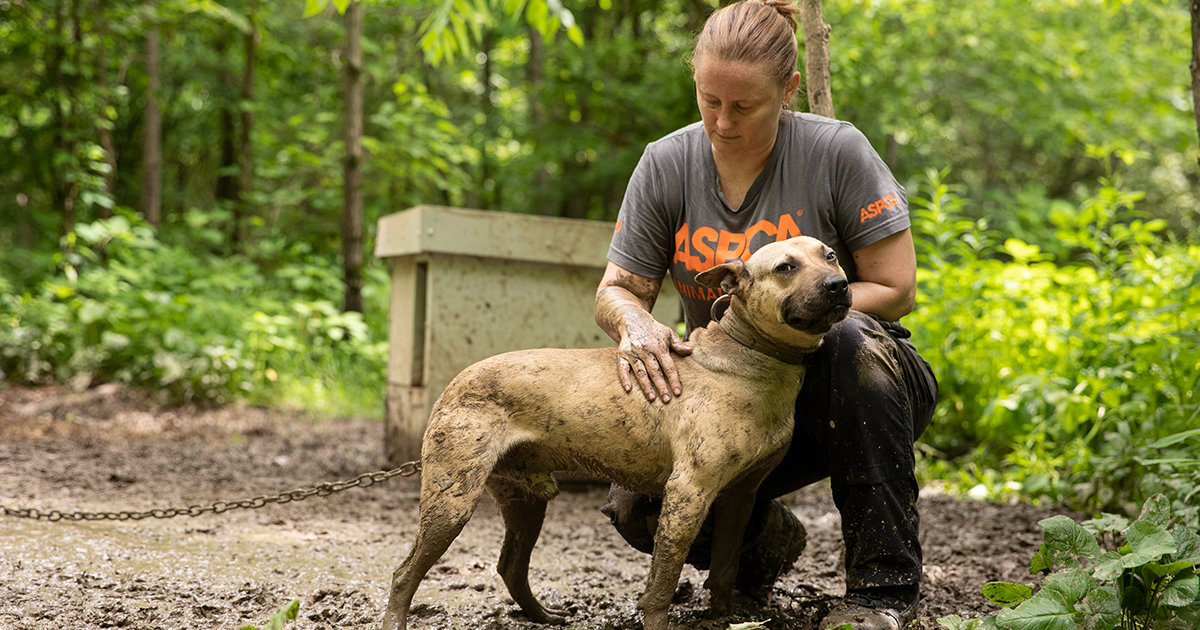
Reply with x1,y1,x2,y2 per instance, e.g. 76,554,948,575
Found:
595,261,692,402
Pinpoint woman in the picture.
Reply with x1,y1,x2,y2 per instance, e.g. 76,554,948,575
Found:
594,1,938,629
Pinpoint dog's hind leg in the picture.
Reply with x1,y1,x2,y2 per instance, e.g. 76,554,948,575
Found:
381,438,495,630
488,474,568,625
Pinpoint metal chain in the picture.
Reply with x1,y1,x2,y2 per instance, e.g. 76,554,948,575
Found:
0,460,421,523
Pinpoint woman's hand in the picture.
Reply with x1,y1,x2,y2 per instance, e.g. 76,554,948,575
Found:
596,262,692,402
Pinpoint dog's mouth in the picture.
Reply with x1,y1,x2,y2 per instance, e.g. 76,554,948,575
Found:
786,303,850,334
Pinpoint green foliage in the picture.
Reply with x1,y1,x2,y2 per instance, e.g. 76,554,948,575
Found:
242,599,300,630
829,0,1198,237
0,212,387,413
937,495,1200,630
910,166,1200,522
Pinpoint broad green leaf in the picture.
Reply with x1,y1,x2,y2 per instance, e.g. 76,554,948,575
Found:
1125,520,1177,564
1092,550,1126,582
1039,515,1102,568
996,593,1079,630
331,0,351,15
1038,570,1095,607
1082,513,1128,537
1172,527,1200,565
1161,567,1199,608
982,582,1033,608
1076,584,1120,630
1132,494,1172,530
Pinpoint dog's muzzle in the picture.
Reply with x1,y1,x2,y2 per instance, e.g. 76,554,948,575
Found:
784,275,852,334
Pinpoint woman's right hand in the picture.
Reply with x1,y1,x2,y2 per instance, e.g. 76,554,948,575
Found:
595,262,692,403
616,309,691,402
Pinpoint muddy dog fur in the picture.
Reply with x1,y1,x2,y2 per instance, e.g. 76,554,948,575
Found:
381,236,852,630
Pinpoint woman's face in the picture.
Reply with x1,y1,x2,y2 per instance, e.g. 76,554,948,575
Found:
694,55,791,161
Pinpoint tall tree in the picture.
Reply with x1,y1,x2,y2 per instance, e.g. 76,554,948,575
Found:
1191,0,1199,168
141,0,163,226
798,0,834,119
342,0,365,314
239,0,259,235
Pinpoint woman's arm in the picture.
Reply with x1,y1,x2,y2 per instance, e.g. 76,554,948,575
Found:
850,228,917,322
596,261,692,402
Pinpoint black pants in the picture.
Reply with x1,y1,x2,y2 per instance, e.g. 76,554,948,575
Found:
764,311,937,592
605,311,937,593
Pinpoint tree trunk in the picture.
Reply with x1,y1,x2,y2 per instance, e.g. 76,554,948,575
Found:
1191,0,1199,168
526,23,553,215
479,28,495,210
140,0,162,226
342,0,365,314
52,0,79,235
215,33,239,232
238,0,258,237
95,0,117,216
798,0,835,120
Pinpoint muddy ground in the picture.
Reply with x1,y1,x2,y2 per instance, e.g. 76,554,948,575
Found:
0,385,1080,630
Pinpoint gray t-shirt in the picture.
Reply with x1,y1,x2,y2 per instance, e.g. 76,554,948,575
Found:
608,112,909,332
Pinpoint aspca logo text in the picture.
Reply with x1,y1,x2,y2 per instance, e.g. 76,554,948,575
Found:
860,194,901,223
673,212,804,273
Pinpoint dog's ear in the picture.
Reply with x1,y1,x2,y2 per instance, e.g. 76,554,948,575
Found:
694,260,747,295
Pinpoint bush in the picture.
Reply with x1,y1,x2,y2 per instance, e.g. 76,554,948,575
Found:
909,167,1200,522
0,210,386,413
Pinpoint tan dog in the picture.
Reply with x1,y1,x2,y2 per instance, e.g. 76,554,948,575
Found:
381,236,851,630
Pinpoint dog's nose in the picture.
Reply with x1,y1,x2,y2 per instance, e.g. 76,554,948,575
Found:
823,276,848,294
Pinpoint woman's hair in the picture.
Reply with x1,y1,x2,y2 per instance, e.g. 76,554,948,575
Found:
690,0,801,92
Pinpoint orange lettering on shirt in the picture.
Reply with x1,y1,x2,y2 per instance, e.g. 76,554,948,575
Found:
694,226,718,269
715,231,746,264
776,213,803,241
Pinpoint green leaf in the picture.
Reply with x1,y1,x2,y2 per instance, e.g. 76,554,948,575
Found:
1030,543,1054,575
1125,520,1177,564
996,592,1079,630
1161,567,1199,608
982,582,1033,608
1145,429,1200,449
1172,527,1200,565
1076,584,1120,630
303,0,326,18
1132,494,1173,530
242,598,299,630
1039,515,1102,569
937,615,985,630
1038,570,1096,608
332,0,351,15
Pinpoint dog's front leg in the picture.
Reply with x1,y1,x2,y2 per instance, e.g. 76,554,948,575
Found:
639,477,714,630
703,476,763,617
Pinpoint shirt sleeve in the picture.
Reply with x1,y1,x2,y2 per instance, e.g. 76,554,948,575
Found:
828,124,910,252
607,143,682,280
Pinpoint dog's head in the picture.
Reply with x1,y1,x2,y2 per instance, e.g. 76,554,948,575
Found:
695,236,852,352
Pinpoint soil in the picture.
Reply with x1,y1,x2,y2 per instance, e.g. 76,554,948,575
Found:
0,385,1082,630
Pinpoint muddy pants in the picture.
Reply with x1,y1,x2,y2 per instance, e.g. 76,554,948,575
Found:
603,312,937,598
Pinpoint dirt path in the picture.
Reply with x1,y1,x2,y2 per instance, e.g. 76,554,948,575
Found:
0,385,1078,630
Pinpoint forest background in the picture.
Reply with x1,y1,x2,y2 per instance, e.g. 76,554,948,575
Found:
1,0,1198,527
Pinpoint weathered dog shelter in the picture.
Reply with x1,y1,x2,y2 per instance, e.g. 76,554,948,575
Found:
375,205,682,464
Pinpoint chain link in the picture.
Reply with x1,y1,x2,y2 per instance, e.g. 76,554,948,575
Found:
0,460,421,523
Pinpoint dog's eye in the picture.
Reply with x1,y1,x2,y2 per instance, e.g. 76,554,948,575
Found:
774,262,796,274
825,250,837,263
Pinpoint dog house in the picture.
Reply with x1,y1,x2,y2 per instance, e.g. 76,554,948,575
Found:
375,206,682,464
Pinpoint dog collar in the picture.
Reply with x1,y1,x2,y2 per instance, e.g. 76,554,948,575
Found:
717,307,817,365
